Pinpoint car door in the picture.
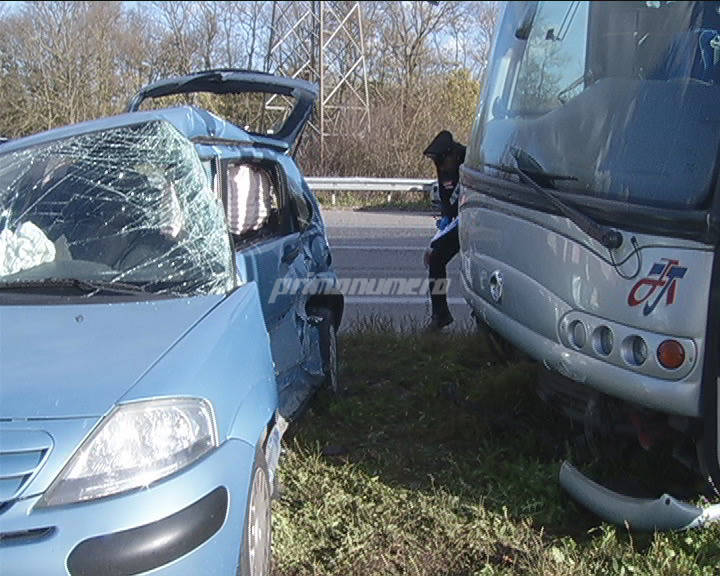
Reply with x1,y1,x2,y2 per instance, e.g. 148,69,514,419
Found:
223,158,316,417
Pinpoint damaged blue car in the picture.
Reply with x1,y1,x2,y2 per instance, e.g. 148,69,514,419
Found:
0,70,341,575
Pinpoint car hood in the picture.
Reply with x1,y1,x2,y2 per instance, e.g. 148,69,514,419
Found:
0,295,224,419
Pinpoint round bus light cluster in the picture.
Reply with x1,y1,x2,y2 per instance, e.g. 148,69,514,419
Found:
657,339,685,370
592,325,613,356
560,314,692,377
621,335,648,366
568,320,587,349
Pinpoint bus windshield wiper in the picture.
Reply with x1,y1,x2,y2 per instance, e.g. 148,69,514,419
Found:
0,277,148,296
491,148,624,250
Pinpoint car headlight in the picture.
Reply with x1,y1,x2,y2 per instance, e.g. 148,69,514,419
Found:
39,398,218,507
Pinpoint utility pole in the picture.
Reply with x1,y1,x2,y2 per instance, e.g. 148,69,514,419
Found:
265,1,371,172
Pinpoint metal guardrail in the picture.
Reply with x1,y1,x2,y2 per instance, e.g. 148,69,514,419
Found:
305,176,434,192
305,176,435,205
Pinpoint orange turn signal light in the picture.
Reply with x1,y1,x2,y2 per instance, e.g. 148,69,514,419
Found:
657,339,685,370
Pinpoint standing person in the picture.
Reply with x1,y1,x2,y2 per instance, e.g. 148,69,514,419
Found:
423,130,466,330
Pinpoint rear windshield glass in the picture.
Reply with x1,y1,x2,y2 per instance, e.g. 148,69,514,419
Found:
469,0,720,210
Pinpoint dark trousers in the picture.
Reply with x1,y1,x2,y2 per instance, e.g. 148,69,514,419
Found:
428,225,459,316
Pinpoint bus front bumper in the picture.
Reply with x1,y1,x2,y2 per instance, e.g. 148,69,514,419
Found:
559,461,720,531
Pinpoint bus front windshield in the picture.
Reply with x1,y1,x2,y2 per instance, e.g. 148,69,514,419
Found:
470,1,720,211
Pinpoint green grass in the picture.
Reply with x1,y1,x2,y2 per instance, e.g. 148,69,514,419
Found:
272,326,720,575
315,190,432,212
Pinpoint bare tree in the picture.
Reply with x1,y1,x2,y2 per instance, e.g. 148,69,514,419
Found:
0,0,499,179
149,1,199,73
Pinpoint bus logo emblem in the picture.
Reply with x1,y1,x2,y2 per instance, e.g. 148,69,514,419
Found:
628,259,687,316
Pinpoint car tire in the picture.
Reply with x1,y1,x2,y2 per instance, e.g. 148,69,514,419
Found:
312,306,339,394
238,447,271,576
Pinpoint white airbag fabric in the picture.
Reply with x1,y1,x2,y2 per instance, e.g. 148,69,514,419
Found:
226,164,271,236
0,222,55,276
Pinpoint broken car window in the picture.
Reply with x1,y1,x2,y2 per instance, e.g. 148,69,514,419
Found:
226,163,277,240
0,121,234,296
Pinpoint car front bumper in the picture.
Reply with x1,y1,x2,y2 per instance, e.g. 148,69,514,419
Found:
0,438,254,576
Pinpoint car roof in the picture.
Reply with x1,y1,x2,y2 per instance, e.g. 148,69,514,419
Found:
0,106,253,156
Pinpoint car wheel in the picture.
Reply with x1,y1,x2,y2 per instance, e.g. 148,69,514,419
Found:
239,448,271,576
312,307,339,394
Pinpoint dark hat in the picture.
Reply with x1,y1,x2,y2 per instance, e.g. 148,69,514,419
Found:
423,130,459,159
423,130,465,162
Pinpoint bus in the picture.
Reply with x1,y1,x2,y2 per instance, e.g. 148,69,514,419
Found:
460,0,720,530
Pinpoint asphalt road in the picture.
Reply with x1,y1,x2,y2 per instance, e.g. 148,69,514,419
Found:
321,208,474,331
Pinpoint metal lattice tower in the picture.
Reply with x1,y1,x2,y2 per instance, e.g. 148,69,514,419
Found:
264,1,370,169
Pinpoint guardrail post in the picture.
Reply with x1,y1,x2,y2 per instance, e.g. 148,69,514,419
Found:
332,192,336,206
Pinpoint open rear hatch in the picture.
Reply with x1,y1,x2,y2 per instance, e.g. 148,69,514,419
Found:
128,69,317,152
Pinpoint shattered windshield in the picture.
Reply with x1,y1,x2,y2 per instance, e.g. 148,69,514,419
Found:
470,0,720,210
0,120,234,296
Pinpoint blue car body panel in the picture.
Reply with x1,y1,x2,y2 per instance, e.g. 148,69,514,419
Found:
120,284,277,445
0,69,340,574
0,294,224,419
